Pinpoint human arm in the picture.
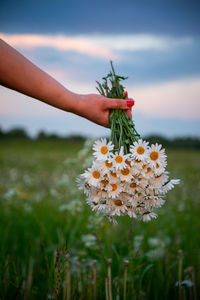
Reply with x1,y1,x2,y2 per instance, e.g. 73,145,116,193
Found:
0,39,134,127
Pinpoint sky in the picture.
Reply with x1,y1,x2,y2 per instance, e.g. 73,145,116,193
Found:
0,0,200,138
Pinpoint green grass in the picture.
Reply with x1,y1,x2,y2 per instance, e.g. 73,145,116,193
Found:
0,139,200,299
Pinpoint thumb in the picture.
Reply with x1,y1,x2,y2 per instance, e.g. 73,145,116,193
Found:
105,98,134,110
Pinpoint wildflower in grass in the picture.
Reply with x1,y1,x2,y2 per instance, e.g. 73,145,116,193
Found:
93,138,114,161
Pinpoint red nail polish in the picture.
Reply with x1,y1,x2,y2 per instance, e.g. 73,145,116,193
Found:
126,100,135,107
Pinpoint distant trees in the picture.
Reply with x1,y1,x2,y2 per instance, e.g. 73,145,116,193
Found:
0,127,200,149
0,127,28,139
145,135,200,150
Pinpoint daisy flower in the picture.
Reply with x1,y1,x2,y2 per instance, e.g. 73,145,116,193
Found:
149,173,169,189
131,159,144,172
147,143,167,169
110,199,128,216
124,181,139,195
76,176,90,196
108,170,119,183
111,147,130,170
127,209,137,218
153,161,167,176
98,159,114,174
86,198,99,210
135,177,148,189
117,167,133,182
143,197,155,209
158,179,180,194
130,139,149,161
127,195,140,207
142,212,157,222
99,177,110,189
82,164,102,187
93,138,114,161
91,201,107,213
89,187,107,203
141,165,154,179
154,197,165,208
107,181,123,198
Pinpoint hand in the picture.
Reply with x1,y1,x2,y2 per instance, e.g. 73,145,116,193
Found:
0,39,135,128
72,93,134,127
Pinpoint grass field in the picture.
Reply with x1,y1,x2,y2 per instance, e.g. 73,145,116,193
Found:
0,139,200,299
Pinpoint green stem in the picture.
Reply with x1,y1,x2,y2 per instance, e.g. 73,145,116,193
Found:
96,62,140,153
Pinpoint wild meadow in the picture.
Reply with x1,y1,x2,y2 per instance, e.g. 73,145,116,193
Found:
0,138,199,299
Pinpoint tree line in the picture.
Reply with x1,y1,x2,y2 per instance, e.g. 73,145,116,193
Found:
0,127,200,149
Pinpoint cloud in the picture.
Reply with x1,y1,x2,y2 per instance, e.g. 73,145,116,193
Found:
0,33,116,60
0,33,193,61
129,77,200,120
82,34,193,51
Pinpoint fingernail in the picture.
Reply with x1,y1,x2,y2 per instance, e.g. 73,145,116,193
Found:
126,100,135,107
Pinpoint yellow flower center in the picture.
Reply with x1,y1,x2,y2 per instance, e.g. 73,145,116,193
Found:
101,179,109,185
130,182,137,188
114,200,123,206
150,151,159,161
121,169,130,176
101,146,108,154
146,167,151,174
105,160,112,168
110,171,117,178
125,159,131,167
135,159,142,164
115,155,123,163
137,146,145,155
111,184,117,191
156,175,162,179
92,171,100,179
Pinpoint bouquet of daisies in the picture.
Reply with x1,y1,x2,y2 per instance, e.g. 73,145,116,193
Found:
77,62,179,222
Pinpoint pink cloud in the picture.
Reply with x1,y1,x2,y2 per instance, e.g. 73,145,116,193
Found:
128,77,200,120
0,33,116,60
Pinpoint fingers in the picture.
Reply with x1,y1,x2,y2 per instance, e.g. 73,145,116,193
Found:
123,91,128,99
126,109,132,119
105,98,134,110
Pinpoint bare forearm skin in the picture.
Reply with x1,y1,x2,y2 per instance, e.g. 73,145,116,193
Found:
0,38,78,112
0,39,134,127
